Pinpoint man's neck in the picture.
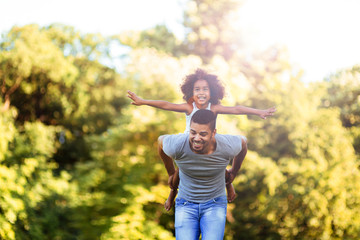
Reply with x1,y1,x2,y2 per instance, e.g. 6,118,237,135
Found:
207,141,217,154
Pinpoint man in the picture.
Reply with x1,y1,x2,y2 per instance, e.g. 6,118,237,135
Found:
158,109,248,240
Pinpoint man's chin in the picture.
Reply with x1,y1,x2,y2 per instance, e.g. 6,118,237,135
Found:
191,145,203,153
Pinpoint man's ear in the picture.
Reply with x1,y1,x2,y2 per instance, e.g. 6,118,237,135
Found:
213,128,217,136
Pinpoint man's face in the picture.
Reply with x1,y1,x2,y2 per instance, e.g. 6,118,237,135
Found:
189,122,216,154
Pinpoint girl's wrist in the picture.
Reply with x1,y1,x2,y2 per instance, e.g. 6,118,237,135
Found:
139,99,146,105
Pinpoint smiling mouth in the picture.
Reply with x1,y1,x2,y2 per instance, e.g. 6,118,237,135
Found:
192,141,203,148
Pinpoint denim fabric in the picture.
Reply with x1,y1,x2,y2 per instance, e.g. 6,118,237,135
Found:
175,195,227,240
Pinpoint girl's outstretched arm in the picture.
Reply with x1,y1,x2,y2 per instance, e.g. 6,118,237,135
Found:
212,105,276,119
127,90,192,114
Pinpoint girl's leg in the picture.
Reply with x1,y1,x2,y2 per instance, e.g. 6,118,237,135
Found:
165,168,180,211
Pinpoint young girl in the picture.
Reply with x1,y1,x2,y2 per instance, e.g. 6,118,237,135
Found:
127,68,276,210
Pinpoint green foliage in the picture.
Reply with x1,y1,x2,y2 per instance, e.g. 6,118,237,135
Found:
325,65,360,128
117,25,183,57
0,108,77,240
67,107,177,239
182,0,244,62
231,113,360,239
1,24,129,169
323,65,360,154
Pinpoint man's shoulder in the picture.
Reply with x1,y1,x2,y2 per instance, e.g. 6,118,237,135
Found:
216,134,246,143
163,133,188,158
215,134,246,155
164,133,188,142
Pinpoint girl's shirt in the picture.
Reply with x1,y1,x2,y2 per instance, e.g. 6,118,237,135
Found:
184,102,212,133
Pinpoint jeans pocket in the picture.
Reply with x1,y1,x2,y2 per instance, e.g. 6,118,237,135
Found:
175,198,188,207
213,195,228,205
174,198,190,229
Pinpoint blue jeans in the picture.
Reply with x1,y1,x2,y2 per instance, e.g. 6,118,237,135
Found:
175,195,227,240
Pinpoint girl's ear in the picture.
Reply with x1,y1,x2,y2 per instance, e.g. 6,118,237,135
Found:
187,97,194,104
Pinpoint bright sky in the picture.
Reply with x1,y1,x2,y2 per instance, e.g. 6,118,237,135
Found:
1,0,360,82
238,0,360,82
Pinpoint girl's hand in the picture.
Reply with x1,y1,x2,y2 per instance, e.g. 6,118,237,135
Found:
259,106,277,119
127,90,144,106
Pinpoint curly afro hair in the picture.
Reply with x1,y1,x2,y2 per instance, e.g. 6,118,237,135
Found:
180,69,225,105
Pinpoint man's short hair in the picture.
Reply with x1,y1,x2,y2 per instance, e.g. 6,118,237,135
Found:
191,109,217,131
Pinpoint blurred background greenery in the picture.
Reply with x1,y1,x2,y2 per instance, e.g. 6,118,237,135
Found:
1,0,360,239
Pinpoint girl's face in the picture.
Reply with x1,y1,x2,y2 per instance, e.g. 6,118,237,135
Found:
193,79,211,107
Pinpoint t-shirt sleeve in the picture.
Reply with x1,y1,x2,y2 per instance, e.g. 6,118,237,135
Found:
162,133,187,159
221,135,247,157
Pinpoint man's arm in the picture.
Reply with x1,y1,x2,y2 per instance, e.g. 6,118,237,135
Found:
158,135,176,188
226,137,248,185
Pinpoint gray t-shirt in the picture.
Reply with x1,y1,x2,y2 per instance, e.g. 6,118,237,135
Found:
163,133,246,203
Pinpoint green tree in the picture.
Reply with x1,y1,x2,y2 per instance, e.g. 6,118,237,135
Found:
230,106,360,240
0,107,78,239
116,25,183,57
324,65,360,154
221,43,360,238
0,24,78,116
1,24,129,168
0,24,130,239
325,65,360,128
236,46,304,160
182,0,244,63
